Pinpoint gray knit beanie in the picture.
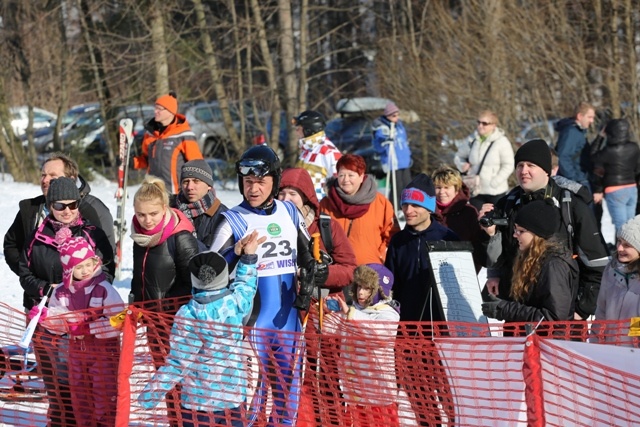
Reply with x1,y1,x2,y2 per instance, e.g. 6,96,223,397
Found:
618,215,640,253
47,177,80,205
181,160,214,187
189,251,228,291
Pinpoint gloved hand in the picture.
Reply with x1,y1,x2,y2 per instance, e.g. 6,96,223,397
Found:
481,294,506,320
294,267,315,311
28,306,48,322
313,261,329,289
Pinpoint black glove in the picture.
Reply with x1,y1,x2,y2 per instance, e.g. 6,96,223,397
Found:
481,294,506,320
294,266,315,311
313,261,329,289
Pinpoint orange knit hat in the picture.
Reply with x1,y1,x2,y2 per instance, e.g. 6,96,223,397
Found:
155,93,178,115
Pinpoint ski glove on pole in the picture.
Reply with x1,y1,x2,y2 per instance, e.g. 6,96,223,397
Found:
294,259,330,311
28,306,48,322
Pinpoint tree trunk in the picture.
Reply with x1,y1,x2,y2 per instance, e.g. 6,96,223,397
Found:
192,0,242,158
250,0,281,155
150,5,169,96
278,0,299,166
77,0,116,166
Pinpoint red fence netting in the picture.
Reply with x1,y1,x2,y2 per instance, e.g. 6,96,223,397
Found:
1,300,639,426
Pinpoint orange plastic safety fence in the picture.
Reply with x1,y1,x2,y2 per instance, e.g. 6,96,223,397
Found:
1,300,640,426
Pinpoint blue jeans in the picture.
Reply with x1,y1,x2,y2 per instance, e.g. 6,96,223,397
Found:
605,186,638,235
181,405,244,427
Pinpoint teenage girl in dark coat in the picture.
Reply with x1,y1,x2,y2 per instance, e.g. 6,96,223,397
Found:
130,175,199,427
482,200,579,324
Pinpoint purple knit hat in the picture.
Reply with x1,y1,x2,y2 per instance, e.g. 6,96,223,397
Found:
366,263,394,304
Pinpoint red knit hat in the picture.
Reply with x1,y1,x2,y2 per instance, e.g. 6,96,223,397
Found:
156,93,178,115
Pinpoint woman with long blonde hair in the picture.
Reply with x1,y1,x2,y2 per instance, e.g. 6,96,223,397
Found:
482,200,578,323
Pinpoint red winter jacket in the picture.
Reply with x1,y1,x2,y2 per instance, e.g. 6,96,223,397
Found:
280,168,357,293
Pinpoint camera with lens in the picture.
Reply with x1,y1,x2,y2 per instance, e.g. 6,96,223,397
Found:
479,212,509,228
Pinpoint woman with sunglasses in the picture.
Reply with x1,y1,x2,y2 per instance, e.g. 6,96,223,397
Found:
454,110,514,211
481,200,579,330
18,176,113,427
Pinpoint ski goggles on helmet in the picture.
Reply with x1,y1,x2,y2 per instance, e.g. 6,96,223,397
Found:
236,159,271,177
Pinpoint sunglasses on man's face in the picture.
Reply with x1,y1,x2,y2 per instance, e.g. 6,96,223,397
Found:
477,120,493,127
51,201,79,211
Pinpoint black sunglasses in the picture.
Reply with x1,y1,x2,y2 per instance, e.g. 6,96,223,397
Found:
51,201,79,211
236,159,270,177
477,120,493,126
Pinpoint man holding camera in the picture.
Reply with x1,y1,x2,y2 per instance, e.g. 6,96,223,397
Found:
480,138,609,320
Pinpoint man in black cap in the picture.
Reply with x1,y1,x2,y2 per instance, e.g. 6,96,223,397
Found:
171,159,228,249
480,138,609,320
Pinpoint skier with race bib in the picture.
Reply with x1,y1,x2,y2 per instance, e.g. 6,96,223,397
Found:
210,145,329,426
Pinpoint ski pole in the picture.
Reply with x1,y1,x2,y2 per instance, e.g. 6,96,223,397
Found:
18,286,54,349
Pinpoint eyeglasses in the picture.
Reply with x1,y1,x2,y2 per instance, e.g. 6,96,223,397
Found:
51,201,79,211
513,227,528,236
477,120,494,127
236,159,270,177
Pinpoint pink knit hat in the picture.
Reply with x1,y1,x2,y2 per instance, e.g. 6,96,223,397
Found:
58,236,99,289
384,102,399,117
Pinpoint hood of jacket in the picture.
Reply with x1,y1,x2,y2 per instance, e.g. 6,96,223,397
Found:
145,113,191,137
77,175,91,198
554,117,579,133
605,119,631,146
280,167,320,213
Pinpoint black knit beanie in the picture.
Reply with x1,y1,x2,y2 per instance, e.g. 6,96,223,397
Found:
515,199,559,239
514,139,552,175
47,177,80,205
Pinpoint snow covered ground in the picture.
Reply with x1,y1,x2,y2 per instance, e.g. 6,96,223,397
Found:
0,169,617,426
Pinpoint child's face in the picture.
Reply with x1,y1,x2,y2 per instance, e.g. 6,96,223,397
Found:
356,284,373,307
616,238,640,264
73,258,98,281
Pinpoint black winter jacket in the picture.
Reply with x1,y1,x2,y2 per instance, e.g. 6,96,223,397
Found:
170,195,229,249
18,217,114,310
4,176,115,276
487,179,610,318
131,230,199,306
498,249,579,322
385,220,459,322
591,119,640,193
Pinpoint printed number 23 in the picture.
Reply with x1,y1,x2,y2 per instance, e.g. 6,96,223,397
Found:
262,240,292,258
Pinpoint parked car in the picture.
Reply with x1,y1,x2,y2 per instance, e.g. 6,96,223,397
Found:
515,119,558,146
325,97,397,178
10,106,57,136
60,103,100,128
184,101,266,159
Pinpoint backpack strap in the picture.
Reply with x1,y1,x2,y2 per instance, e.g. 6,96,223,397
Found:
319,213,333,253
560,189,574,253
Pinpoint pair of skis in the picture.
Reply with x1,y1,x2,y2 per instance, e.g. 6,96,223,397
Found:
114,118,133,280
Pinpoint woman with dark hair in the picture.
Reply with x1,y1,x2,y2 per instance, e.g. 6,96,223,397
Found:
319,154,399,265
19,176,114,427
591,118,640,235
482,200,579,324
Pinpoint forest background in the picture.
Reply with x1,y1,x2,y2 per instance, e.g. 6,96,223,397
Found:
0,0,637,183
